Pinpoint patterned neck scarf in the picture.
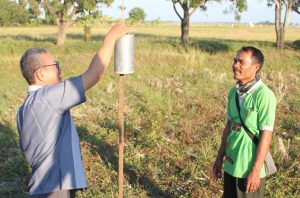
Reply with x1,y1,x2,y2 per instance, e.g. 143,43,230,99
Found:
237,74,261,95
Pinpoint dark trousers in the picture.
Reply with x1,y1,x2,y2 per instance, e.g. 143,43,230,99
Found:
223,172,265,198
30,189,76,198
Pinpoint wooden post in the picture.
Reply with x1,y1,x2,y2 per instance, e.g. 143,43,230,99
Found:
118,74,125,198
119,2,125,197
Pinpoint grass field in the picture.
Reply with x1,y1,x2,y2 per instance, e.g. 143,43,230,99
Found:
0,23,299,197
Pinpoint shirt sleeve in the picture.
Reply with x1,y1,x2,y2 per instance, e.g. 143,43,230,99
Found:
257,88,277,131
226,87,236,120
41,76,86,113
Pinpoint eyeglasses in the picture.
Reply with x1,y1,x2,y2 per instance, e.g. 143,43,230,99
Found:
32,61,61,73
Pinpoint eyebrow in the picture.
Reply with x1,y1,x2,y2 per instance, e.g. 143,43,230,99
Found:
233,58,245,62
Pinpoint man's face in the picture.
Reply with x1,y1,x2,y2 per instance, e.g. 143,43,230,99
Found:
232,50,259,85
35,53,61,84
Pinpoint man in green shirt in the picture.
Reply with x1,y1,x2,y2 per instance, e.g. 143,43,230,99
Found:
213,46,276,198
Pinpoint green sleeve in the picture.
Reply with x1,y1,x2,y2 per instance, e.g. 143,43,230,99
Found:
257,87,277,131
226,87,236,120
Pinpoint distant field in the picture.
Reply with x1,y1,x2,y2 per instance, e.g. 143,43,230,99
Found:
1,23,300,41
0,23,299,197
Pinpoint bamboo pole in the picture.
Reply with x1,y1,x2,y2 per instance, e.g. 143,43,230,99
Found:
118,2,125,197
118,74,125,198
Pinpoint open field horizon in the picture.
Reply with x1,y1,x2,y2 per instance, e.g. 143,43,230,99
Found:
1,23,300,42
0,23,299,197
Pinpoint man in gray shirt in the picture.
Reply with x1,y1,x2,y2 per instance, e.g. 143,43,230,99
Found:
17,23,128,198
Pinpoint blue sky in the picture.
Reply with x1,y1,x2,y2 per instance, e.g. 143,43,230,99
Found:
101,0,299,24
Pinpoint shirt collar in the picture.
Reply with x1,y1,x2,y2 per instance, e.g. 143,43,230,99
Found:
28,85,44,92
236,79,263,96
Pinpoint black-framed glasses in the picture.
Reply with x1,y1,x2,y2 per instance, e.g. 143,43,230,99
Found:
32,61,61,73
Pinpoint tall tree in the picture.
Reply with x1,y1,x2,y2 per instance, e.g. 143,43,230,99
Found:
170,0,247,45
34,0,114,45
128,7,147,23
268,0,298,49
170,0,205,45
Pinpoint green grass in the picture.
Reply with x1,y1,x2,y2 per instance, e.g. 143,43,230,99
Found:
0,23,299,197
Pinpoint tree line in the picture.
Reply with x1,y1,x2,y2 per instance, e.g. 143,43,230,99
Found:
0,0,299,49
171,0,299,49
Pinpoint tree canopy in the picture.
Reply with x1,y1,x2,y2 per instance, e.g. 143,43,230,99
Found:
128,7,147,23
0,0,40,26
34,0,114,45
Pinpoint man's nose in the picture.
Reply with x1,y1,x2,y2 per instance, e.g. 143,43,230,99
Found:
232,60,240,68
232,62,237,68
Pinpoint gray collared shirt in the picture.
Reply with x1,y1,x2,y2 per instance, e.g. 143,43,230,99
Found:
17,76,87,195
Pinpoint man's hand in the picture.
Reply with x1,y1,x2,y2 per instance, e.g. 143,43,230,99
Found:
245,130,272,192
246,168,260,192
82,22,129,91
103,22,129,45
213,157,223,179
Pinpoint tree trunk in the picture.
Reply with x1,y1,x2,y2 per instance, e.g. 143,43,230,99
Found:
281,2,293,49
57,18,69,45
84,25,91,42
181,6,190,45
274,3,284,49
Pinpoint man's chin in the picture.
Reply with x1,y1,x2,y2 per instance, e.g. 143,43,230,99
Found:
233,75,239,80
54,79,62,84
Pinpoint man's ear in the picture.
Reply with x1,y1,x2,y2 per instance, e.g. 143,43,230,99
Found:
254,63,260,72
35,70,46,82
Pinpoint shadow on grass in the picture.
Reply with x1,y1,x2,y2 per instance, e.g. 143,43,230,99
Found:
190,40,229,54
0,35,56,43
77,125,172,198
51,33,105,42
1,32,278,55
288,40,300,50
0,121,30,198
0,34,105,44
188,38,277,54
134,33,277,54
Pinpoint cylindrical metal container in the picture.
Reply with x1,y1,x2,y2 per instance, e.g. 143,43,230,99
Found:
114,33,135,74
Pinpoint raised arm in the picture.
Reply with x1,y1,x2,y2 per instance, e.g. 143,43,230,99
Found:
82,22,129,91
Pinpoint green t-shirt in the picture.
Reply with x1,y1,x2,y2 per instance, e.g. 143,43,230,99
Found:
224,80,276,178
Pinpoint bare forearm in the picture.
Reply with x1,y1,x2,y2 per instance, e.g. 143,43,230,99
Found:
83,38,115,90
252,130,272,171
82,23,128,91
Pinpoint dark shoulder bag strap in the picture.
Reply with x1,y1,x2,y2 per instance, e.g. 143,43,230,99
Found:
235,92,277,176
235,92,259,146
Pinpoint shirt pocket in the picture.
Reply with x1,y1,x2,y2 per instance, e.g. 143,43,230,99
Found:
243,106,258,129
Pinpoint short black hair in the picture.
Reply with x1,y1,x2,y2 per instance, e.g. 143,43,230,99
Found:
20,48,48,84
237,46,264,73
